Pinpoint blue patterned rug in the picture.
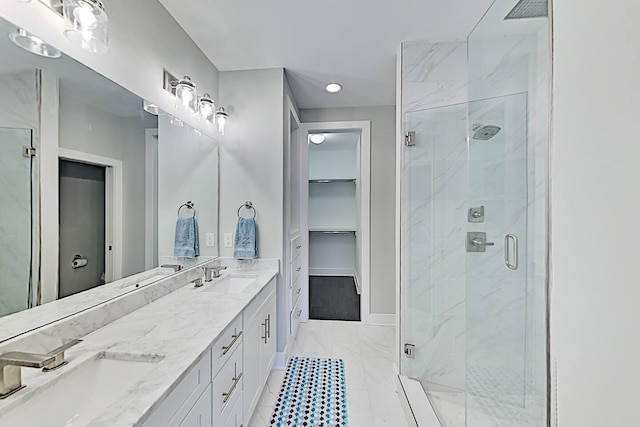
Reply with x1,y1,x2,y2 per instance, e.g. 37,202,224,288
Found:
270,357,347,426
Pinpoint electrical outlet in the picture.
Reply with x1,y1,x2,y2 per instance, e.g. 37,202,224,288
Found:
205,233,215,247
224,233,233,248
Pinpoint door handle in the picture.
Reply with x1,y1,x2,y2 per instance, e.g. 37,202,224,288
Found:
505,234,519,270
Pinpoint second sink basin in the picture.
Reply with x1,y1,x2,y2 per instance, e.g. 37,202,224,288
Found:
0,352,162,426
203,274,259,294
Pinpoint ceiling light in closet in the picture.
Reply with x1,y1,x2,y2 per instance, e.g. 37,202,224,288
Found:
325,83,342,94
215,107,229,134
174,76,198,113
63,0,109,53
198,93,215,122
309,134,326,144
9,27,61,58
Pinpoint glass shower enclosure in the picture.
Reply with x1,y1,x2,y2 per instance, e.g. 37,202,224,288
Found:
400,1,550,426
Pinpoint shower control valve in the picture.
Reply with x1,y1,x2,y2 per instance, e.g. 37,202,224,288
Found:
466,232,494,252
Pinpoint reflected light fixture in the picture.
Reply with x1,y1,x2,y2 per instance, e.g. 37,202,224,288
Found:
169,115,184,128
9,27,61,58
174,76,198,113
215,107,229,134
63,0,109,54
325,83,342,94
309,134,325,144
198,93,215,122
142,100,163,116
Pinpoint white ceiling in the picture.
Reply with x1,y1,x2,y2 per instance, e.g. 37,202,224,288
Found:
158,0,494,109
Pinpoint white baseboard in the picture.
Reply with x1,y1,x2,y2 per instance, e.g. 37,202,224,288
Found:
309,268,354,276
398,375,441,426
362,313,395,326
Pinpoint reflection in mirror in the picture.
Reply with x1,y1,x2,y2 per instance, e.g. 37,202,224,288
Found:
0,16,219,337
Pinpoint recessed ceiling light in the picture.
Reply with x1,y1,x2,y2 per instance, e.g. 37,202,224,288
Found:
325,83,342,94
9,28,61,58
309,134,326,144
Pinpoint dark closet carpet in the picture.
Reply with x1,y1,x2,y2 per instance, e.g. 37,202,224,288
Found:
309,276,361,321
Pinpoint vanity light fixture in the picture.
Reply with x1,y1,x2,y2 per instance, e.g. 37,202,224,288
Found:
174,76,198,113
215,107,229,134
309,134,326,144
325,83,342,94
9,27,62,58
198,93,215,122
62,0,109,54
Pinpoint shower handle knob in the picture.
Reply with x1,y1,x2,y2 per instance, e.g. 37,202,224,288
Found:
471,238,494,247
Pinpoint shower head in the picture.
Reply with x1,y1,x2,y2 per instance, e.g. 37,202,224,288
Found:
504,0,548,20
471,124,502,140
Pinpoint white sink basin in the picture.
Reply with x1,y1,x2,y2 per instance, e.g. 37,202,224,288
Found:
1,352,161,426
203,274,258,294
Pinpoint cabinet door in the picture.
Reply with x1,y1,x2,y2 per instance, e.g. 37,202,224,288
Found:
222,395,244,427
261,295,277,382
243,313,266,423
179,384,212,427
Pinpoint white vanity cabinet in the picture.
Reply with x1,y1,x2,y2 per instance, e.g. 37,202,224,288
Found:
243,278,277,424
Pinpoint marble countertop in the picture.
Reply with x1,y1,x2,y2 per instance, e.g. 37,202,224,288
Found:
0,263,278,426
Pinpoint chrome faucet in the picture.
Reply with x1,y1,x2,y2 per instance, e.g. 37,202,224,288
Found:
192,278,203,288
161,264,183,272
0,339,82,398
204,266,227,281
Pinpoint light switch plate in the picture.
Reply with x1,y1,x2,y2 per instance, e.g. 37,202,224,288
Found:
205,233,215,247
224,233,233,248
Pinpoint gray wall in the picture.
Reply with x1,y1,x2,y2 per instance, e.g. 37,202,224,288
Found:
59,92,148,277
299,106,396,315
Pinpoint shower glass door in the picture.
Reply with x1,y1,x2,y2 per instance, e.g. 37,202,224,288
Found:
0,127,33,317
465,93,530,425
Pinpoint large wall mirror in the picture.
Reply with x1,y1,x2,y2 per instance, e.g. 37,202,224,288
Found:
0,15,219,340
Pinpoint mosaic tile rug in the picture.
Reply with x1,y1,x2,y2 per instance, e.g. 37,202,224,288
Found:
270,357,347,427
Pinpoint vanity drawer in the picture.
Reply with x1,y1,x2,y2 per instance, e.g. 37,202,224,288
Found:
178,384,212,427
290,296,303,338
244,278,276,326
142,350,212,427
290,256,302,287
292,278,302,308
213,345,243,418
221,393,244,427
212,314,243,376
290,235,302,263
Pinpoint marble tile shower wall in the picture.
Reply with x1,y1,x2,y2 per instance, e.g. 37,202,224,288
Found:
401,41,469,391
0,71,38,317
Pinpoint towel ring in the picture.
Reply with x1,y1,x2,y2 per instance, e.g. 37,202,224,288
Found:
178,201,196,218
237,201,256,219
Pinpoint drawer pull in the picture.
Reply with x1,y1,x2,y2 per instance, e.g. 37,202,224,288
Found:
222,373,243,403
266,314,271,339
296,266,301,272
221,331,243,355
296,245,301,249
296,309,302,317
262,321,268,344
296,288,301,294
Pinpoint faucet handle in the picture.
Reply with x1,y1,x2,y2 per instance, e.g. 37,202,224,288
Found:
0,352,56,369
43,339,82,372
192,278,203,288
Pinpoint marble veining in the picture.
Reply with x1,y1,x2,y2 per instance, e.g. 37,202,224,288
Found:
0,260,279,426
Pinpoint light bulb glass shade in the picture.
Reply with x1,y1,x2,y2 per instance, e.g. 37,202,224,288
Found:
9,28,61,58
142,100,164,116
169,115,184,128
63,0,108,54
198,93,215,122
309,134,326,144
215,107,229,135
174,76,197,113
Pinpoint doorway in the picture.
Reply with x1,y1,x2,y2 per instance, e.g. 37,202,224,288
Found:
58,160,107,298
299,121,372,323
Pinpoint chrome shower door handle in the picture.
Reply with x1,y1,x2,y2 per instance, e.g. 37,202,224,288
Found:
505,234,519,270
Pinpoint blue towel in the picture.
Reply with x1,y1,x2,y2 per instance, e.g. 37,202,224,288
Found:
234,217,257,260
174,216,200,258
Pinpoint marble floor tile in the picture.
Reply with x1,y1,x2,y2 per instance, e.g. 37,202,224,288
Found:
249,320,410,427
